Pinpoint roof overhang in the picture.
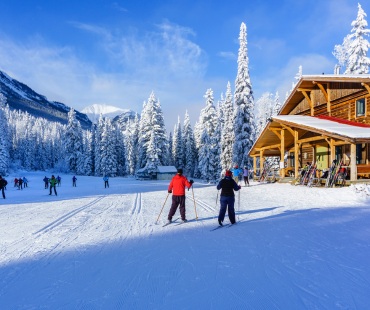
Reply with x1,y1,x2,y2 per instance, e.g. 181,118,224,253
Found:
280,74,370,115
249,115,370,157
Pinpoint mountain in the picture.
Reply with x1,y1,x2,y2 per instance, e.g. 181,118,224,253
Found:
0,70,92,129
82,104,131,123
83,103,138,131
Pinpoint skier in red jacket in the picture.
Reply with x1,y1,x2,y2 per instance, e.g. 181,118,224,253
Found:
167,168,194,223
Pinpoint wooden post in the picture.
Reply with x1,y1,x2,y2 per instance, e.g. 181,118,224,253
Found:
350,143,357,182
253,156,257,179
280,129,285,178
260,150,265,174
294,130,299,178
330,139,335,164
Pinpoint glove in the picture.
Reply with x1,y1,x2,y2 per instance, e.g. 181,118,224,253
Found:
168,190,172,193
238,185,241,190
189,180,194,185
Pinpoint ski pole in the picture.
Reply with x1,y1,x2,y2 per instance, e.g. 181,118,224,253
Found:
191,186,198,219
238,180,241,221
155,192,170,224
215,190,219,219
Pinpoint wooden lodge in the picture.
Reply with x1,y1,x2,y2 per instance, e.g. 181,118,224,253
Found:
249,75,370,184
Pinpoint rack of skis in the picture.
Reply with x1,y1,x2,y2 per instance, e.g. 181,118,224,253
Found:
293,159,348,187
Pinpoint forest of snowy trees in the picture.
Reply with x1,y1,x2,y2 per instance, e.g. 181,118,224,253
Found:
1,3,370,182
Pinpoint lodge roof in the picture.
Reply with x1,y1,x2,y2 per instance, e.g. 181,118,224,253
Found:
249,115,370,157
280,74,370,115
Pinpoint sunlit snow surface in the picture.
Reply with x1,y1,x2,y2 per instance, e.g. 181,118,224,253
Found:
1,172,370,309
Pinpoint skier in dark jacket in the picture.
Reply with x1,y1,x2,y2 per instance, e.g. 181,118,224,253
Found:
216,170,241,226
103,175,109,188
167,168,194,223
72,176,77,187
43,176,49,189
0,175,7,199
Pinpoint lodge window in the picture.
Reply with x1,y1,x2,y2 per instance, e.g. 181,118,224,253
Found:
356,98,366,117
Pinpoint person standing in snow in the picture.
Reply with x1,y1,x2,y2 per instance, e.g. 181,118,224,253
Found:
72,176,77,187
57,175,61,186
23,177,28,188
18,177,23,190
216,170,241,226
231,165,242,183
43,176,49,189
14,178,19,188
0,175,7,199
49,175,58,196
167,168,194,223
243,166,250,186
103,175,109,188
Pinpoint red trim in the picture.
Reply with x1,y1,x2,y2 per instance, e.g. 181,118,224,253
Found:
316,115,370,128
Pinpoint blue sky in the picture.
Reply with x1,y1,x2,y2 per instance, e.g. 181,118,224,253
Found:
0,0,367,129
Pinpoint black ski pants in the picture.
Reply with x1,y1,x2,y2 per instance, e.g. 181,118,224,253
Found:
218,195,236,224
49,185,57,196
0,187,5,199
168,195,186,221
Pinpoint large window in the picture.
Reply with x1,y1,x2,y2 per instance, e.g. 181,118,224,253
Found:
356,98,366,117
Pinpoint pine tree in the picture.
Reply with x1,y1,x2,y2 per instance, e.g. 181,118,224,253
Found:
196,89,218,181
182,111,197,177
233,22,255,168
172,117,183,169
255,92,274,137
65,108,84,173
220,82,235,172
334,3,370,74
125,115,139,175
0,94,10,175
138,92,168,170
100,117,117,177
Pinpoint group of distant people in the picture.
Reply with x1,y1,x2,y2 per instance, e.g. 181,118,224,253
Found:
0,174,111,200
13,177,28,190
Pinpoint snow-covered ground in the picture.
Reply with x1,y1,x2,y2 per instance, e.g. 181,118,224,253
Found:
1,172,370,309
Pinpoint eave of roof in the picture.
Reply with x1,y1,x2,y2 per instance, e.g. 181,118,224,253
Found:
279,74,370,115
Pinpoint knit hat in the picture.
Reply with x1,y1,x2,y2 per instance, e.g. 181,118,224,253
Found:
177,168,183,175
225,170,232,177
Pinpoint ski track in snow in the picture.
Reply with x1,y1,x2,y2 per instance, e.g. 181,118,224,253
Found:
1,176,370,309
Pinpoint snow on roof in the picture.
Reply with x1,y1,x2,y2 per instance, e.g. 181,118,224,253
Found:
273,115,370,139
156,166,177,173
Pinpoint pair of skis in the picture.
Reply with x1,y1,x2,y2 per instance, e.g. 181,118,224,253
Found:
210,222,240,231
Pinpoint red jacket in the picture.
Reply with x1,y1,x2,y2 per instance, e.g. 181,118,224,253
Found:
168,174,192,196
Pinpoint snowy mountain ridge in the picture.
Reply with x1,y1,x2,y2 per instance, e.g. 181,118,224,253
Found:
82,104,133,123
0,69,92,129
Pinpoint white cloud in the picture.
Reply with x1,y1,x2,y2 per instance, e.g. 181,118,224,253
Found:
0,20,215,131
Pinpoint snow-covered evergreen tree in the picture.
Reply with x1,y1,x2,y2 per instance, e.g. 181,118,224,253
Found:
115,124,126,176
272,91,281,116
94,114,104,176
182,111,197,177
125,115,139,175
82,129,94,176
255,92,274,137
0,94,10,175
197,129,211,181
220,82,235,172
64,108,84,173
167,131,174,166
334,3,370,74
172,117,184,169
233,22,255,167
138,92,168,169
196,89,218,181
100,117,117,176
210,104,222,181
